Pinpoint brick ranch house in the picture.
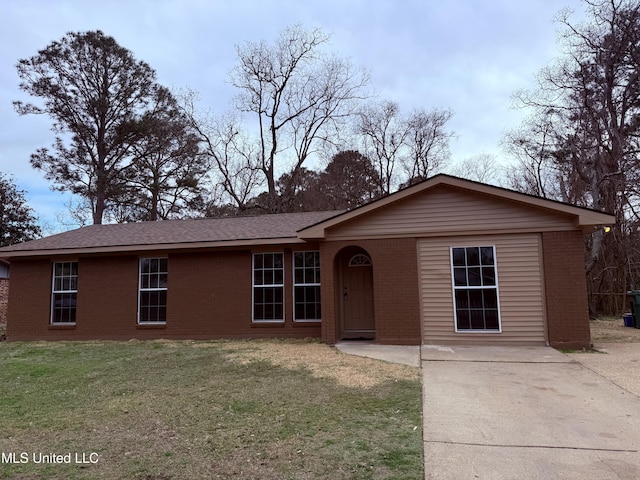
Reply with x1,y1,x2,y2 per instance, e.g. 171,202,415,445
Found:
0,175,614,348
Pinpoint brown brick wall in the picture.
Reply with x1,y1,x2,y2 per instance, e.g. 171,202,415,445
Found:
6,248,322,341
542,231,591,349
0,278,9,330
320,238,422,345
6,259,52,340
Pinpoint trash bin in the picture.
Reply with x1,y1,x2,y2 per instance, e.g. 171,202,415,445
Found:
623,313,634,327
626,291,640,329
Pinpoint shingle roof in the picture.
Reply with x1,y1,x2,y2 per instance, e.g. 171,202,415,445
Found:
0,210,343,257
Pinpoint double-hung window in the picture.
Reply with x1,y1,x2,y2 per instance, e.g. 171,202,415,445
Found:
51,261,78,324
293,251,321,322
451,246,500,332
138,258,168,324
253,253,284,322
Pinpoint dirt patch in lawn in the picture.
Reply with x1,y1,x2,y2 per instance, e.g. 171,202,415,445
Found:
590,316,640,343
219,339,420,389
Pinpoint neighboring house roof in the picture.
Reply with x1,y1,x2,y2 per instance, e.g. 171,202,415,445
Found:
0,211,343,258
0,174,615,259
298,174,615,239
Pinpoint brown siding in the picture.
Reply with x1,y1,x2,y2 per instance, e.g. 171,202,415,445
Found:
419,234,547,346
326,185,577,240
542,231,590,349
6,248,322,341
320,238,421,345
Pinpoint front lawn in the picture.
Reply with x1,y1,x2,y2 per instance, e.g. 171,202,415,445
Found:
0,339,422,479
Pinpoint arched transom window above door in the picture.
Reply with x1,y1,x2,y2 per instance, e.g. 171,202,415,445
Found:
348,254,372,267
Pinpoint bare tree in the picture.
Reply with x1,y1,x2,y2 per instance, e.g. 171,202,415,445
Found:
449,153,503,185
358,101,453,193
402,108,453,184
230,25,369,212
507,0,640,314
357,100,407,195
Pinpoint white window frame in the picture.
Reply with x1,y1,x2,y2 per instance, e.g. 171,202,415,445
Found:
450,246,502,333
293,251,321,322
252,252,285,323
138,257,168,324
51,261,78,325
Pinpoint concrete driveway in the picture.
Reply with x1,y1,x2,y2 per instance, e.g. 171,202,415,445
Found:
422,345,640,479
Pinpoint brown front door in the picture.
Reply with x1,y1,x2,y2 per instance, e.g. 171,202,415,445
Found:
341,258,375,338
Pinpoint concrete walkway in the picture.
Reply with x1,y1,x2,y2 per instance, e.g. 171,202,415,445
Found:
335,342,640,478
422,345,640,479
335,341,421,367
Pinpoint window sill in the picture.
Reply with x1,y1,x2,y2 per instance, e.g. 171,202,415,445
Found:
455,330,502,334
137,323,167,329
48,324,76,330
293,320,321,326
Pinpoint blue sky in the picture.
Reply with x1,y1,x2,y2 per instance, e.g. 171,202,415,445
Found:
0,0,587,231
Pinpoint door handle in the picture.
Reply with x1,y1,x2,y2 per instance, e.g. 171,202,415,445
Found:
343,287,348,301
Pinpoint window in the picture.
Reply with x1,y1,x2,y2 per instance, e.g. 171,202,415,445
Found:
451,246,500,332
51,261,78,324
293,251,321,322
349,254,372,267
253,253,284,322
138,258,168,324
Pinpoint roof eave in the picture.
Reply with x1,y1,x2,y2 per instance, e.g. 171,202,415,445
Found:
0,236,309,259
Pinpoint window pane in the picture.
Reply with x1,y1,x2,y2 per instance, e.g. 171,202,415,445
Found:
159,258,168,273
457,310,471,330
470,310,485,329
482,267,495,286
485,310,499,330
274,269,283,285
468,267,481,286
454,268,467,286
273,254,283,269
483,289,498,309
469,290,483,309
481,247,494,266
455,290,469,309
452,248,466,266
294,252,303,268
254,254,264,269
466,247,480,266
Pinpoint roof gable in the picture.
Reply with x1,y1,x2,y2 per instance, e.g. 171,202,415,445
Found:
298,175,615,240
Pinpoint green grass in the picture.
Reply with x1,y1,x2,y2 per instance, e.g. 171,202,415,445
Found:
0,340,423,479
